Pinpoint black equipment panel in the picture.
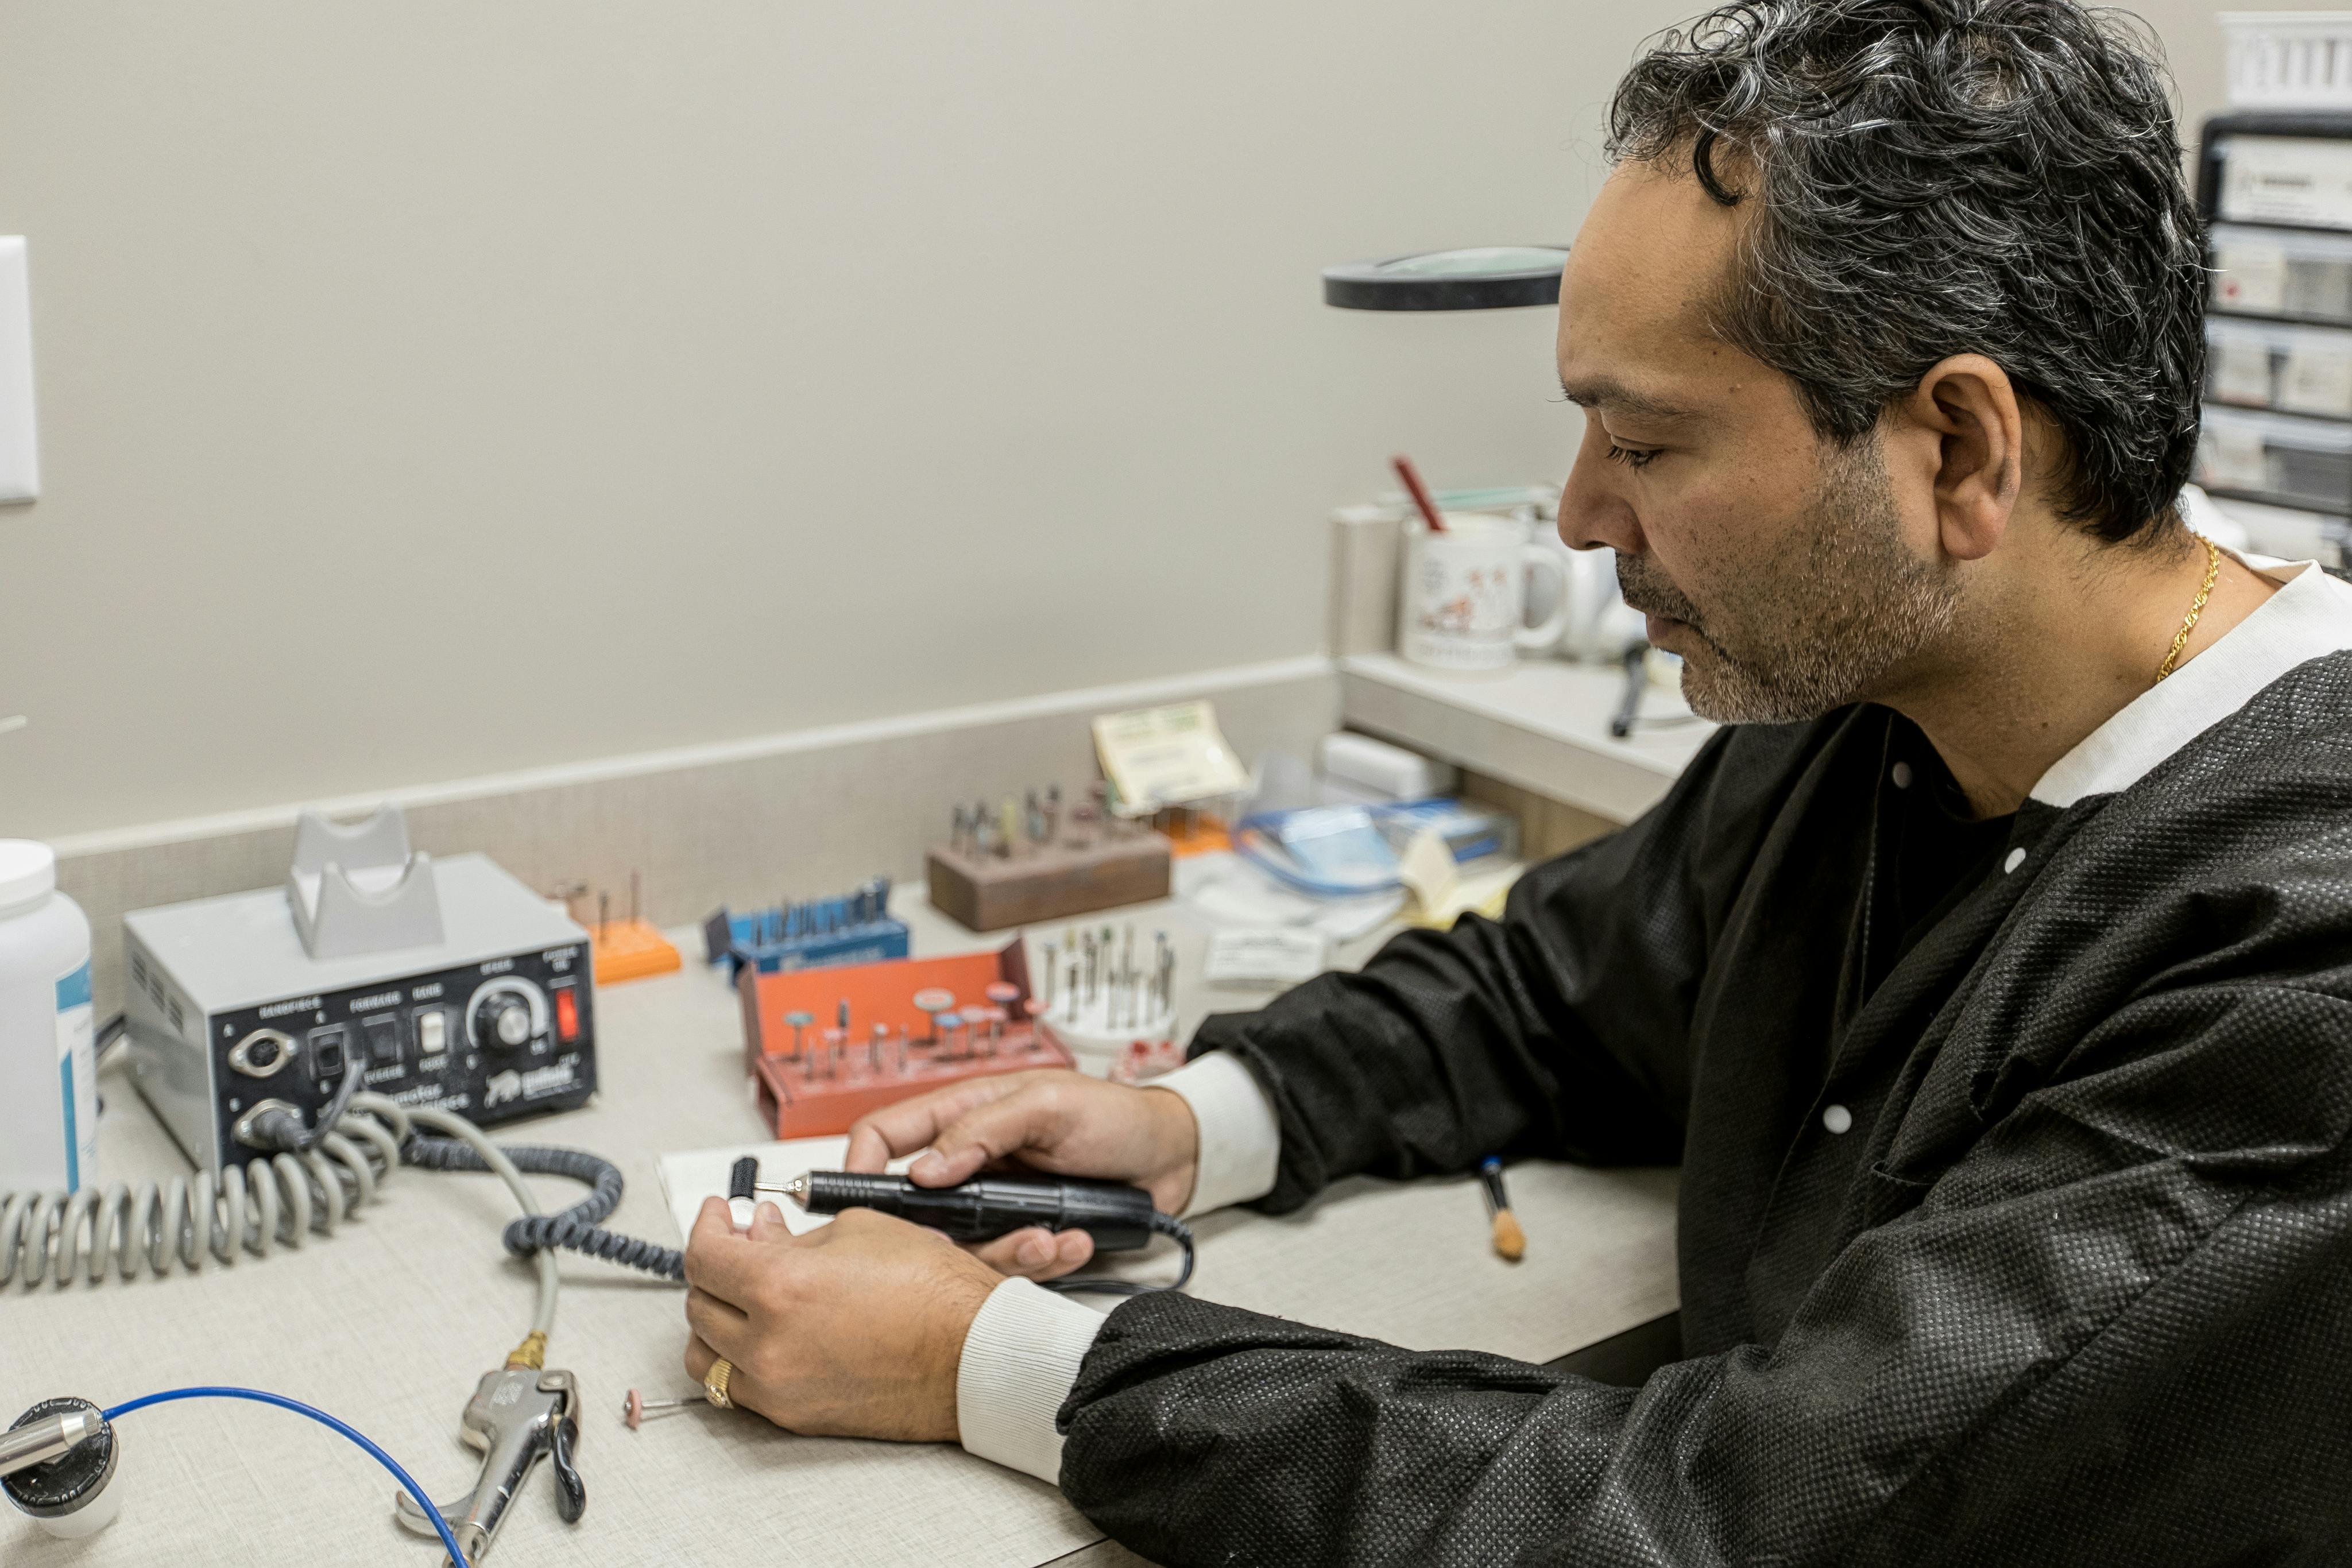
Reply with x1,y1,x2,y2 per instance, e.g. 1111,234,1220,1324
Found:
208,942,596,1169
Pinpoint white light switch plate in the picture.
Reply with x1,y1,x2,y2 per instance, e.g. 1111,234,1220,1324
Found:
0,238,37,505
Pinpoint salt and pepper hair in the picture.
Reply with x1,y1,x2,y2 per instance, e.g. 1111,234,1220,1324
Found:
1607,0,2205,544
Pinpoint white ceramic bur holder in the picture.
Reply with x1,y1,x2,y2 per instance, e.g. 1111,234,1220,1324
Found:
1399,512,1571,673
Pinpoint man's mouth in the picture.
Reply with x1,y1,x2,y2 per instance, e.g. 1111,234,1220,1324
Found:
1619,587,1697,637
1616,559,1706,647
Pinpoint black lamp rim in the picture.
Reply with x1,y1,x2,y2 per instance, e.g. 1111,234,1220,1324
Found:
1322,246,1568,311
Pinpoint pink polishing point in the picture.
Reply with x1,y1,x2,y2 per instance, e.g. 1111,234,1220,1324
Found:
625,1389,645,1431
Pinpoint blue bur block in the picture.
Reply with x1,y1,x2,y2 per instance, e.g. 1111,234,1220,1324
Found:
702,877,910,978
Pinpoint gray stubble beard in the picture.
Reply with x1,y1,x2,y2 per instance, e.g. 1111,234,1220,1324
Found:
1617,436,1962,726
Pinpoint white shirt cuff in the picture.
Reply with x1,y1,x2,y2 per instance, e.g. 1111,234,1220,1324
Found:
956,1277,1108,1484
1155,1050,1281,1218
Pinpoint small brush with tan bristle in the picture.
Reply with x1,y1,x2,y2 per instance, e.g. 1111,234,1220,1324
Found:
1478,1156,1525,1262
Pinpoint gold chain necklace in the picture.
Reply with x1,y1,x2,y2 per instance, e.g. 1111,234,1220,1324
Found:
2154,535,2222,684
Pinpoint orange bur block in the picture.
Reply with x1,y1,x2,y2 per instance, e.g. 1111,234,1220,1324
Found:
1162,815,1231,857
592,920,683,985
736,940,1070,1139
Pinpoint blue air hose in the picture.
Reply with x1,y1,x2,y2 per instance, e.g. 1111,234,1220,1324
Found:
100,1387,469,1566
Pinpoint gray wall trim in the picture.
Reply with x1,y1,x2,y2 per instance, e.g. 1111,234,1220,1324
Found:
60,657,1341,1017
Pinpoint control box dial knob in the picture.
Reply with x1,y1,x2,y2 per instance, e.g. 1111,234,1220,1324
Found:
474,992,535,1052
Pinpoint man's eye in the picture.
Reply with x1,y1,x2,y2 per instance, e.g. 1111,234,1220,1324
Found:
1604,442,1658,470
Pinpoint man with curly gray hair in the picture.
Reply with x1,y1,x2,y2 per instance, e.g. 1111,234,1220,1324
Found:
676,2,2352,1561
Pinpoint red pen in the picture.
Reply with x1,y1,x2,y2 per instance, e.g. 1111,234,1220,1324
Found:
1392,454,1448,533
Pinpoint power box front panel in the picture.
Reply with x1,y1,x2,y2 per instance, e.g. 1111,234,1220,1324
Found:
202,946,595,1170
129,927,597,1172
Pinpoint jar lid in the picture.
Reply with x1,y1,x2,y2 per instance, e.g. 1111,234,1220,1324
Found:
2,1397,115,1517
0,840,55,913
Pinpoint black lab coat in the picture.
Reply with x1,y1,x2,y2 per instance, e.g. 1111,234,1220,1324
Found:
1058,651,2352,1566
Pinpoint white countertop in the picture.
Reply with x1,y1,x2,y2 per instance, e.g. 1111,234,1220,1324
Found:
1,884,1677,1568
1339,652,1715,824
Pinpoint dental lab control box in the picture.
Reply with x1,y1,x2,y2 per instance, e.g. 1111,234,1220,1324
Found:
125,854,597,1172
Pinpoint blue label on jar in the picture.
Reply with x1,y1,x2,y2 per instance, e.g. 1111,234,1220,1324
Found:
56,960,95,1194
57,1054,77,1190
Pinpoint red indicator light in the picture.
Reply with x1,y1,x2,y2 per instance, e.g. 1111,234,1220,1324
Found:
555,988,580,1042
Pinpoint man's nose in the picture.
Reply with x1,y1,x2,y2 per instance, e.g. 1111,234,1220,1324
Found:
1558,433,1643,556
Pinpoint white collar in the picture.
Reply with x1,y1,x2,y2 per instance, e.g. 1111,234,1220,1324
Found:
2030,552,2352,808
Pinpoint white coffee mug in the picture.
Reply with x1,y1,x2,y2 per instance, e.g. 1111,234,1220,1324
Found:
1523,535,1639,660
1398,513,1571,673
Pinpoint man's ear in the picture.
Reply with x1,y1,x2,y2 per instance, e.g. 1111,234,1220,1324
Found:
1898,354,2024,563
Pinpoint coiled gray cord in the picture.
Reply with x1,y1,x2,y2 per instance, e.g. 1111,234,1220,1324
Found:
0,1130,395,1286
401,1136,685,1281
2,1086,660,1327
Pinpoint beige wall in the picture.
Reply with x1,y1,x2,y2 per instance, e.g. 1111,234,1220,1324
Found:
0,1,1631,842
0,1,2310,843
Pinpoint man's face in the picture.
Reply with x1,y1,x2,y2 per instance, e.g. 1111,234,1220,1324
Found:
1555,161,1959,724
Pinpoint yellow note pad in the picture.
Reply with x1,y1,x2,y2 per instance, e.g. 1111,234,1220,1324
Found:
1397,825,1462,912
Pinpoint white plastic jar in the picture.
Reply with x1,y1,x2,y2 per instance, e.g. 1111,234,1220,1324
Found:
0,841,95,1195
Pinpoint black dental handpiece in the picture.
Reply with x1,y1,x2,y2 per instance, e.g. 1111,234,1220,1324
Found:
728,1157,1158,1251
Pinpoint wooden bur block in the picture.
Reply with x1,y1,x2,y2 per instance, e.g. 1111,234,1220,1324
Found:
927,830,1171,932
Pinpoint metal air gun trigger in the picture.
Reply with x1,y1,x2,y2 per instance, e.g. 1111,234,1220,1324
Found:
394,1366,585,1564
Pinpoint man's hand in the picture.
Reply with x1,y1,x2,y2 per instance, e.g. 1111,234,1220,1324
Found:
844,1068,1200,1284
681,1196,1000,1442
